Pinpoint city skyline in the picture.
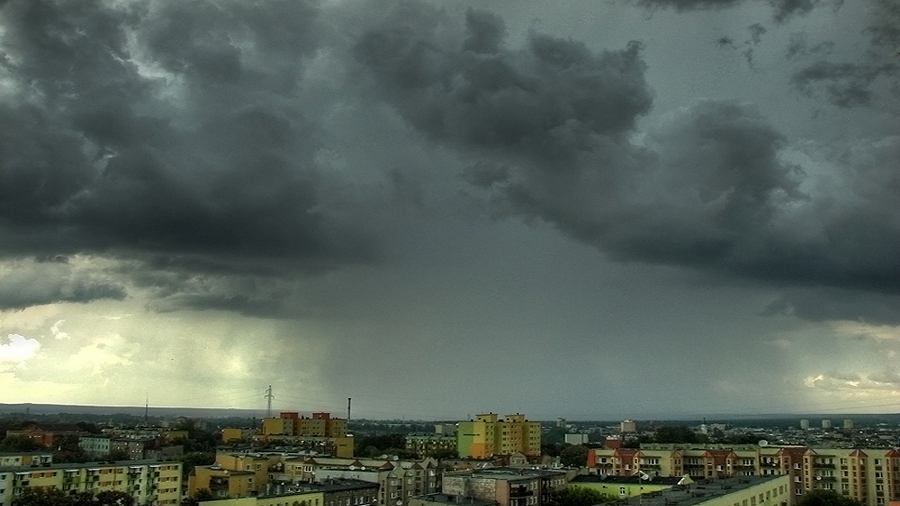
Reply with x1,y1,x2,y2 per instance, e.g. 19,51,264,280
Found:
0,0,898,419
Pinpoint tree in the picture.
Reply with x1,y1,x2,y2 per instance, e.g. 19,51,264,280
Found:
797,490,865,506
107,449,131,461
551,487,609,506
95,490,135,506
181,451,216,479
559,445,590,468
429,448,458,460
0,435,44,452
182,489,215,506
13,487,73,506
653,426,701,444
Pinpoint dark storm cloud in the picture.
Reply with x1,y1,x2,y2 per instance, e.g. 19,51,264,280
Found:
767,0,820,23
3,0,899,322
748,23,767,45
634,0,829,22
785,32,834,60
788,0,899,108
792,61,900,107
0,0,375,279
0,265,126,309
353,6,652,161
353,4,900,306
763,289,900,325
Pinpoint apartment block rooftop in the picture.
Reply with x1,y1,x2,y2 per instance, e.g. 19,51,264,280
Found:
598,475,789,506
0,459,180,472
411,493,497,506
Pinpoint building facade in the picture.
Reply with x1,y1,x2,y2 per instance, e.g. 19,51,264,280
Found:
573,475,790,506
586,444,900,506
441,468,567,506
405,434,458,458
0,460,182,506
190,453,441,506
456,414,540,460
257,412,353,458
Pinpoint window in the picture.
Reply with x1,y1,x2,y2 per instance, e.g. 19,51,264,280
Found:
620,487,626,495
795,489,802,496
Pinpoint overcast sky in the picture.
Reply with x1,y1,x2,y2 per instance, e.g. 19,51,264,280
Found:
0,0,898,421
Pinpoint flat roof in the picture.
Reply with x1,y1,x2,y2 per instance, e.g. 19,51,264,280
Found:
446,468,566,481
572,475,684,486
0,459,180,472
270,478,380,495
602,476,788,506
412,493,496,506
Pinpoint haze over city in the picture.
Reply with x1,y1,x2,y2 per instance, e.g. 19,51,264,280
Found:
0,0,898,420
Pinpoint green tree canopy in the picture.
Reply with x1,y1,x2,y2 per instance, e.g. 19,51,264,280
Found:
653,426,706,444
182,488,215,506
797,490,865,506
559,445,591,468
94,490,135,506
552,487,609,506
12,487,72,506
0,435,44,452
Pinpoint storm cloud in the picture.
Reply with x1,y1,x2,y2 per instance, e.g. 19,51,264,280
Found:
2,0,899,318
350,4,900,302
634,0,832,22
0,0,375,277
0,0,898,416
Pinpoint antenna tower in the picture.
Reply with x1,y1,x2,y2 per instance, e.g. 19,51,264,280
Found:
265,385,274,417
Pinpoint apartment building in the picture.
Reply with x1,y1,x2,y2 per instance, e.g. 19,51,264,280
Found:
102,427,189,443
261,412,347,439
405,434,458,458
255,412,353,458
457,414,541,459
190,453,441,506
79,436,112,459
0,452,53,468
574,475,791,506
312,457,441,506
587,444,900,506
197,478,378,506
441,468,567,506
0,460,182,506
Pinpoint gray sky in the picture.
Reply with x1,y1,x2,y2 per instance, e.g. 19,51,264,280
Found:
0,0,898,420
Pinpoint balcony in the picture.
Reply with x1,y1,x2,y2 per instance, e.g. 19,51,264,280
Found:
509,487,533,498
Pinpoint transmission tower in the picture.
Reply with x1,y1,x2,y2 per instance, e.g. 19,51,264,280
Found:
264,385,274,418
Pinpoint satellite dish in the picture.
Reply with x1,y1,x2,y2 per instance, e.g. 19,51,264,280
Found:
349,465,356,470
758,440,769,447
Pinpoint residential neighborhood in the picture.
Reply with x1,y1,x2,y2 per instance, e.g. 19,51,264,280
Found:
3,408,900,506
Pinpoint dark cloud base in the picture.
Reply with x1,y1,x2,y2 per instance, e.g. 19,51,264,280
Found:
0,0,898,323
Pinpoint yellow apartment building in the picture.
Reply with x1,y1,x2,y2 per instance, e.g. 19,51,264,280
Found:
0,452,53,468
0,460,181,506
457,413,541,459
256,412,352,458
